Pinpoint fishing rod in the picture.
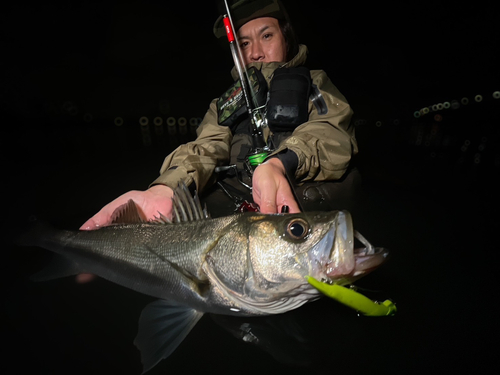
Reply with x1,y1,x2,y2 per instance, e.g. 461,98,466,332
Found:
217,1,304,214
222,0,270,171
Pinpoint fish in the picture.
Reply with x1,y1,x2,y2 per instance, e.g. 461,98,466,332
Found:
17,183,388,373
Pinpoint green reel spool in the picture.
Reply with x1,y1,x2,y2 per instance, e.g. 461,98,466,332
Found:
247,152,269,166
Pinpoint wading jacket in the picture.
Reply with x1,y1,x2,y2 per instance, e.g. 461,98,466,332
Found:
151,45,358,193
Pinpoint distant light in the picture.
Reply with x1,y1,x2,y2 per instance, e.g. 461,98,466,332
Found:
153,117,163,126
178,117,187,127
114,117,124,126
139,116,149,126
461,97,469,105
375,121,382,127
416,135,422,146
474,95,483,102
83,113,93,123
62,101,74,112
493,91,500,99
474,153,481,164
189,117,199,127
443,102,451,109
434,114,443,122
166,117,176,126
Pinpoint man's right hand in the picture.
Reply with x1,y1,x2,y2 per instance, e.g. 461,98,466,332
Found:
79,185,174,231
76,185,174,283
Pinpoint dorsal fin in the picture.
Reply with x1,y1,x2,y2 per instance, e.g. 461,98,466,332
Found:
170,182,210,223
110,199,147,224
110,183,210,226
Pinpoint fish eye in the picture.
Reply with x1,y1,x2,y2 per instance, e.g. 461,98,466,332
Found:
286,218,309,240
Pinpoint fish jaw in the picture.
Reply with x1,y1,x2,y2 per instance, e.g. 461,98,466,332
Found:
307,211,389,284
352,246,389,278
308,211,355,282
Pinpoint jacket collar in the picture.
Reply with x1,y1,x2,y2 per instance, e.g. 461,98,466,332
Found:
230,44,308,82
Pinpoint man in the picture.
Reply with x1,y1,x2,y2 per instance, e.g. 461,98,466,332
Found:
81,0,357,230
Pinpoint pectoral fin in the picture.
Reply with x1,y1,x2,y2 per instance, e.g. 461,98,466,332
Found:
134,299,204,373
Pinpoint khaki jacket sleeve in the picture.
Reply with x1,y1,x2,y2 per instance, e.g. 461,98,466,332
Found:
150,99,232,192
268,70,357,182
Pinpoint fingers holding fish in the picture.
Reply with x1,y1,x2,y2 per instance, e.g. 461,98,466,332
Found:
79,185,175,230
76,185,175,284
252,158,301,214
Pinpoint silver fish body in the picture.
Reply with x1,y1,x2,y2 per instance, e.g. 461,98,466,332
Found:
30,209,376,316
21,186,388,372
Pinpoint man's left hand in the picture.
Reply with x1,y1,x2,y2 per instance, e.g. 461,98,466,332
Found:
252,158,301,214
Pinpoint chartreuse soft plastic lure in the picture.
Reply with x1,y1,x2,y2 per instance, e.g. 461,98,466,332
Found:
306,276,397,316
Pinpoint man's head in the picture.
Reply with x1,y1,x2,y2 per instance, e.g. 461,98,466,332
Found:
213,0,299,64
237,16,286,65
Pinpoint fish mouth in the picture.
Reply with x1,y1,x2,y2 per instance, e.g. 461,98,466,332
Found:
352,230,389,278
309,211,389,283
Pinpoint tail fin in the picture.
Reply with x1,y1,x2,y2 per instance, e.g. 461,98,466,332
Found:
14,218,83,281
13,217,52,248
30,256,82,281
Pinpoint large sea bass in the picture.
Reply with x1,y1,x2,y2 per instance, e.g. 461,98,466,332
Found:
19,184,388,372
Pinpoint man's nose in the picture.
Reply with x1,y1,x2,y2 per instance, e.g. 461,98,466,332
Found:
249,42,264,62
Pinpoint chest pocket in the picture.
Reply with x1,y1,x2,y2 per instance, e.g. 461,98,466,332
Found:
216,66,268,133
266,66,311,132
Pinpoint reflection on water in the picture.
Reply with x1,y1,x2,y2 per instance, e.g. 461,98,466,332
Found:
210,312,315,367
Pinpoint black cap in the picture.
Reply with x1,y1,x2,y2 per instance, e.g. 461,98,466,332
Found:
213,0,289,39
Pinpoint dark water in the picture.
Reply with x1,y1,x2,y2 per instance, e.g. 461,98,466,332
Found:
4,99,498,375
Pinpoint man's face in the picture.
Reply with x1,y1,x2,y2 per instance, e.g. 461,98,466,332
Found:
237,17,287,66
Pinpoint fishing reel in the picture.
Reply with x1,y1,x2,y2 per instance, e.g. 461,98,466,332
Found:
245,106,274,174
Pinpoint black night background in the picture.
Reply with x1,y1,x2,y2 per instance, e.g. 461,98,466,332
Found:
2,1,498,374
